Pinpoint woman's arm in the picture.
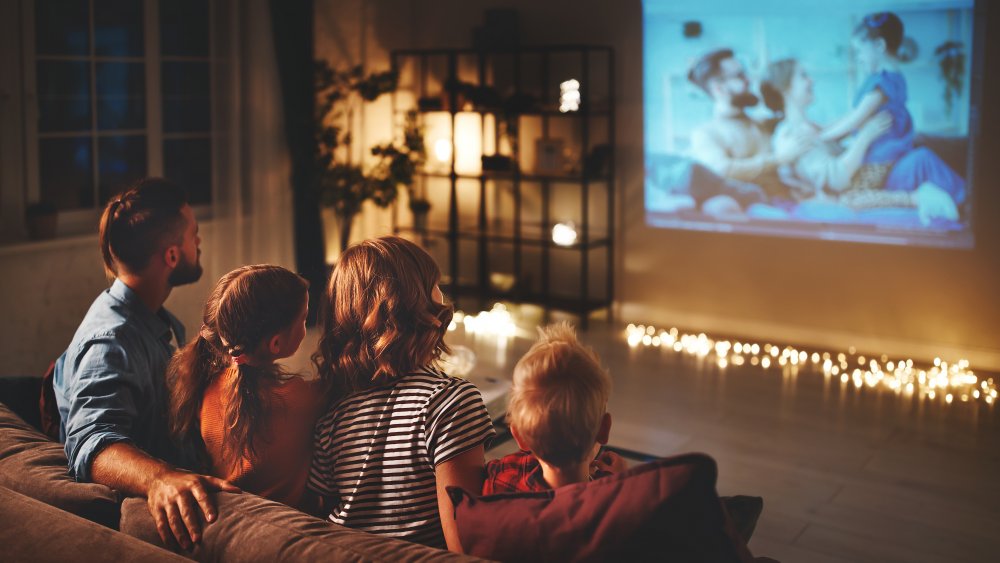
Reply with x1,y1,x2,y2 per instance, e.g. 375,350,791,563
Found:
435,444,487,553
826,112,892,191
820,90,885,142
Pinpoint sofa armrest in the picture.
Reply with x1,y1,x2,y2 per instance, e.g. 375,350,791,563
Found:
0,485,185,562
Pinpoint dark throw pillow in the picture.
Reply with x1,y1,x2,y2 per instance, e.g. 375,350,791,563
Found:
448,452,756,562
0,402,120,528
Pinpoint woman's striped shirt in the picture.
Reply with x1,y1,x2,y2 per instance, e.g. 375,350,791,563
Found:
308,366,495,548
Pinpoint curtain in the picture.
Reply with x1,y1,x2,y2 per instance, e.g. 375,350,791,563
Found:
269,0,327,324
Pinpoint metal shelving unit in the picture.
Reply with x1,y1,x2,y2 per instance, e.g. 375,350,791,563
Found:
391,45,614,326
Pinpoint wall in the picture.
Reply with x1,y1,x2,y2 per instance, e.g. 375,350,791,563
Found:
318,0,1000,369
0,223,221,377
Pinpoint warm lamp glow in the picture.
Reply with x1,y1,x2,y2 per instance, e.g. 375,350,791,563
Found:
433,138,452,163
559,79,581,113
551,222,578,246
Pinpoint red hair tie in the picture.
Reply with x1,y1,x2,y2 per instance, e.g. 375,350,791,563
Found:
232,354,249,365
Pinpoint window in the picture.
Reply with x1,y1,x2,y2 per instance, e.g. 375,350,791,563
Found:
24,0,213,221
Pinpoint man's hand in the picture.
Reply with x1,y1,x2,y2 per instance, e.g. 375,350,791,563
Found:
772,129,814,166
146,469,240,550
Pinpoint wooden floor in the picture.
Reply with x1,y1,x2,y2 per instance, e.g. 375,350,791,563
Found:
287,319,999,562
445,321,1000,563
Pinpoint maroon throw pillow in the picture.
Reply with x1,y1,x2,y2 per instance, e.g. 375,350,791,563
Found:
448,453,755,563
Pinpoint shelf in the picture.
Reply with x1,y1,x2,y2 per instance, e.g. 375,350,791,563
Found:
443,283,611,315
395,225,611,251
390,44,614,325
406,106,613,118
418,170,611,183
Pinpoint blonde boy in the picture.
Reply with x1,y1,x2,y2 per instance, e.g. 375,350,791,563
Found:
483,323,627,493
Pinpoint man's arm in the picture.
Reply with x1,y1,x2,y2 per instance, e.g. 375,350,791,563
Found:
92,443,238,550
64,338,238,550
691,125,809,182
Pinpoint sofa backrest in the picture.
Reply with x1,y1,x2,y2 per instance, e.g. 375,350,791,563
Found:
120,492,486,562
0,485,186,562
0,402,120,528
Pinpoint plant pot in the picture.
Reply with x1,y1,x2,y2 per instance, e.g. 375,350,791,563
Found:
410,200,431,233
25,203,58,241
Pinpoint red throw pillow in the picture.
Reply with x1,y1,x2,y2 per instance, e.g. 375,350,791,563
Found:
448,452,756,562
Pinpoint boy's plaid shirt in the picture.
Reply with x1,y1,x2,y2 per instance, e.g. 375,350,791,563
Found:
482,450,549,494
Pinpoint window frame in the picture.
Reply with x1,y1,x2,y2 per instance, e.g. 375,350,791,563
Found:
8,0,214,243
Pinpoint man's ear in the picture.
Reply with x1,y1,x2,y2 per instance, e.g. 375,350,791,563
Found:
596,412,612,445
510,424,530,452
164,246,179,268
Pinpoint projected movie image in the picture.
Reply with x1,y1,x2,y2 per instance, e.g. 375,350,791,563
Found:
643,0,977,247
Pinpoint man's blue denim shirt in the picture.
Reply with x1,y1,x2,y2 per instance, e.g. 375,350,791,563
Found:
54,279,186,482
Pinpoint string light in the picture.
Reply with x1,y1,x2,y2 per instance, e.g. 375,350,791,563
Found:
624,323,997,406
449,303,517,337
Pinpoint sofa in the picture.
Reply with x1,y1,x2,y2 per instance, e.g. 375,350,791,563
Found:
2,376,770,562
0,394,478,562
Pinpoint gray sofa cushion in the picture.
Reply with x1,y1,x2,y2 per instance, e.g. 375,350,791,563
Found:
0,402,120,528
0,485,185,562
121,492,484,562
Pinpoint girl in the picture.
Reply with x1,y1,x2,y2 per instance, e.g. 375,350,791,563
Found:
762,58,959,224
820,11,965,204
308,236,495,552
168,265,320,510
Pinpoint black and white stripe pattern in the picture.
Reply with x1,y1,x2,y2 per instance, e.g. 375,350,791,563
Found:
309,366,495,548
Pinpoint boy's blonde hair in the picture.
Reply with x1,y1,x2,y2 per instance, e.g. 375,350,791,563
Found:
506,322,611,468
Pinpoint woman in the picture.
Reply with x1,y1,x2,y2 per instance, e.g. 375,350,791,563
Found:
308,236,495,551
760,58,959,224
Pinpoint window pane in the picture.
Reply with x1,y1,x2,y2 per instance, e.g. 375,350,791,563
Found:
160,0,209,57
98,135,147,203
161,62,210,132
164,138,212,205
96,62,145,130
35,0,89,56
94,0,144,57
36,60,91,132
39,137,94,210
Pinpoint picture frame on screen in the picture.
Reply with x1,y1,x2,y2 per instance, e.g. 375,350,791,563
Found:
642,0,980,248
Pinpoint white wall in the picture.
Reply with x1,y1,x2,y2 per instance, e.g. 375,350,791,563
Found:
318,0,1000,369
0,222,221,377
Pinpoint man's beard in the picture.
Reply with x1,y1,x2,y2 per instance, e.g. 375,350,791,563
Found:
168,253,203,287
731,92,759,109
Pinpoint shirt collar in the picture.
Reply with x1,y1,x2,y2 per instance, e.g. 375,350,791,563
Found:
108,279,184,347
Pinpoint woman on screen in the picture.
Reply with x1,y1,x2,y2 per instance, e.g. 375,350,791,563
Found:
761,58,959,225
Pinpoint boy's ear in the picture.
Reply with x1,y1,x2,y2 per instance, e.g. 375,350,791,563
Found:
510,424,530,452
596,413,612,445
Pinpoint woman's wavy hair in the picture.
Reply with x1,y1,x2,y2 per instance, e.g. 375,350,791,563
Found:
168,265,309,471
760,58,798,117
313,236,453,401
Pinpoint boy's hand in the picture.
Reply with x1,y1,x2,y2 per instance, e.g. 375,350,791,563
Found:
592,451,629,475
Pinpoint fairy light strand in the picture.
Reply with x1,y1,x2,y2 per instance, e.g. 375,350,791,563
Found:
624,324,997,406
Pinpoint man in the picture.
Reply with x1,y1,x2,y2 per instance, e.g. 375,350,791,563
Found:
687,48,810,206
54,178,237,550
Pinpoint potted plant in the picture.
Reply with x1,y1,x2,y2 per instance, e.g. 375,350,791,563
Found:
25,201,58,241
315,62,403,253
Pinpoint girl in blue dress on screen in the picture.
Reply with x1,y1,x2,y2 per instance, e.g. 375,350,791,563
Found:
819,11,966,207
